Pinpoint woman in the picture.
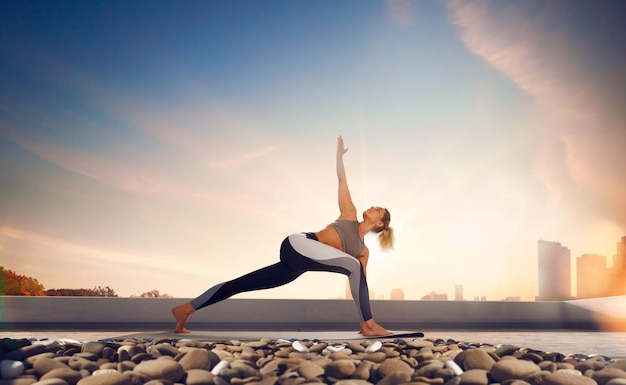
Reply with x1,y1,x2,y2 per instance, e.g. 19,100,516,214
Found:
172,136,394,336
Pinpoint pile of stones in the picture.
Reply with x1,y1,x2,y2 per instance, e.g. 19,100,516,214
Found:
1,336,626,385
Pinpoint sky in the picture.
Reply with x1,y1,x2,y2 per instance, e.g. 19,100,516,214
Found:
1,0,625,302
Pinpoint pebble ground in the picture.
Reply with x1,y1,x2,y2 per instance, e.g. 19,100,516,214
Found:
1,330,626,385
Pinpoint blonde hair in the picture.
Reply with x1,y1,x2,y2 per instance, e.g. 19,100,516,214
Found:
374,209,394,251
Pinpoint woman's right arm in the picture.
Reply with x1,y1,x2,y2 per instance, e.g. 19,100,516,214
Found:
336,136,358,221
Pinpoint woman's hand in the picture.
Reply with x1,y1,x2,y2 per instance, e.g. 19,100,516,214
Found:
337,135,348,157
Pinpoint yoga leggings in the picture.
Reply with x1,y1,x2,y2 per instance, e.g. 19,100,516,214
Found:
190,232,373,321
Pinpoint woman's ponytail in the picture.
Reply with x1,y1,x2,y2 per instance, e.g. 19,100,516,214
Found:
378,226,394,251
375,208,394,251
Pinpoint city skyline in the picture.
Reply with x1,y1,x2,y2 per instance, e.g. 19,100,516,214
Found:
359,235,626,301
2,234,625,301
1,1,625,302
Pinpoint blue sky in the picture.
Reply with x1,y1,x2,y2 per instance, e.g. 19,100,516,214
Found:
1,0,625,301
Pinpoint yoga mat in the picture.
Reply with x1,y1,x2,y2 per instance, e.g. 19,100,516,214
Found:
113,330,424,341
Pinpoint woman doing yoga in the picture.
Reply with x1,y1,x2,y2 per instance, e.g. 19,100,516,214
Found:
172,136,394,336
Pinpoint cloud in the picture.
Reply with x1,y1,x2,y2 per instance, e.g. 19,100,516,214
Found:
207,145,280,175
1,226,170,271
123,99,282,175
447,0,626,224
7,134,243,211
15,137,163,194
386,0,419,26
0,226,236,295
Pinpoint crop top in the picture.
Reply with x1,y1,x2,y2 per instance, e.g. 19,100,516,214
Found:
329,219,365,257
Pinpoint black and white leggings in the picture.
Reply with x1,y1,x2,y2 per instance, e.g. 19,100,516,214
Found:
190,232,373,321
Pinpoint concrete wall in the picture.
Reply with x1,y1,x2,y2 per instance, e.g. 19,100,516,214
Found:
562,296,626,331
1,296,625,331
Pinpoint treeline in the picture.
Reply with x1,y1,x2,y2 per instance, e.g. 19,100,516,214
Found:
130,289,173,298
0,266,171,297
0,266,47,296
45,286,118,297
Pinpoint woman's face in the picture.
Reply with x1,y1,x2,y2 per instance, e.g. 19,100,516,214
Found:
364,206,386,225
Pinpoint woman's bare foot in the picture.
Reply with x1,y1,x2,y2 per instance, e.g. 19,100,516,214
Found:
361,319,393,337
172,302,195,333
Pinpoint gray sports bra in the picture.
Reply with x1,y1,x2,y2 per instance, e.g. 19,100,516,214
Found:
329,219,365,257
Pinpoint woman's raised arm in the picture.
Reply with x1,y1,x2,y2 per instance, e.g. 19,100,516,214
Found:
336,136,357,220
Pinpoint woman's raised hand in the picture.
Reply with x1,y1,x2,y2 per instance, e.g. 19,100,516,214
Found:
337,135,349,156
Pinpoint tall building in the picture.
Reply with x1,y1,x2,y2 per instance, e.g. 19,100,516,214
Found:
537,240,572,301
390,288,404,300
454,285,464,301
577,254,610,298
610,236,626,296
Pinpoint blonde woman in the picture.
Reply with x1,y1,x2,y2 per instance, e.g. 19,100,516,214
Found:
173,136,394,336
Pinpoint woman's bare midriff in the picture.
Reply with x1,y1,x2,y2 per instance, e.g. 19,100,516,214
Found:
314,226,343,251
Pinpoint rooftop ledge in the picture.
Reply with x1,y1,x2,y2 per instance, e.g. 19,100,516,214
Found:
1,296,625,331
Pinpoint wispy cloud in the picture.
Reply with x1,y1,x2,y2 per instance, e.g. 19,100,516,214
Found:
386,0,419,26
9,134,226,204
447,0,626,223
0,226,236,295
207,145,280,175
125,100,282,175
15,137,164,194
1,226,170,271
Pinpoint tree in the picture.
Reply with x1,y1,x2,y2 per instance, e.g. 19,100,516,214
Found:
45,286,118,297
1,266,120,297
90,286,118,297
131,289,173,298
0,267,46,296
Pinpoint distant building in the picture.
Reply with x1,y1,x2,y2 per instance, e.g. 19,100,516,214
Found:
537,240,572,301
610,236,626,296
390,288,404,300
421,291,448,301
454,285,464,301
377,294,384,300
577,254,610,298
502,296,521,301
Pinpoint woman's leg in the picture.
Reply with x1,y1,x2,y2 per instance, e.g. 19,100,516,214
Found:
173,260,303,332
283,234,390,336
191,262,302,310
283,233,372,321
